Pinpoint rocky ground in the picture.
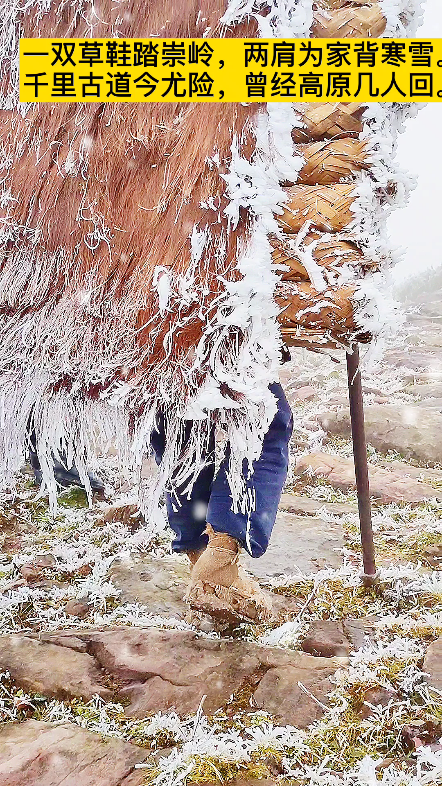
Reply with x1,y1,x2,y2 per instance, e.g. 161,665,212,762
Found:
0,307,442,786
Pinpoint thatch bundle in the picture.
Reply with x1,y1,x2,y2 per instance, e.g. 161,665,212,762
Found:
0,0,274,509
0,0,423,511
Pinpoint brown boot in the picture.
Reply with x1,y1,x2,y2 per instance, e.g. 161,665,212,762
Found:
184,525,273,624
185,548,206,566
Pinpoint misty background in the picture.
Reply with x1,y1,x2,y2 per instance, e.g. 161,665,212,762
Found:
388,0,442,295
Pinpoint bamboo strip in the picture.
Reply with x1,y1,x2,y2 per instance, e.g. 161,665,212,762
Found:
272,233,373,283
315,0,376,9
312,4,386,37
280,326,345,349
297,138,369,185
276,281,357,332
291,103,365,143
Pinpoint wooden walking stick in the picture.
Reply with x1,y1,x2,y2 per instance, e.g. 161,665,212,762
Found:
346,344,378,586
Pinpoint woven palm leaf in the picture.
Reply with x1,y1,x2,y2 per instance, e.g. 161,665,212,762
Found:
279,326,346,350
312,4,386,37
315,0,376,8
277,184,355,234
291,104,365,143
276,281,358,333
297,139,369,185
271,242,310,282
310,234,379,273
272,233,371,283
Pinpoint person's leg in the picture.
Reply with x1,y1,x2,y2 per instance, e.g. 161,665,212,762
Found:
206,382,293,557
185,383,293,624
150,412,215,554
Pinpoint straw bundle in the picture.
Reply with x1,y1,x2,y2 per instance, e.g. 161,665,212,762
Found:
291,104,365,143
277,184,356,234
312,4,386,37
297,139,369,185
0,0,423,511
0,0,282,511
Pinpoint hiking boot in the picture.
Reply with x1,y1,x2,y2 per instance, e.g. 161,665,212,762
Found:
185,548,206,566
184,524,273,625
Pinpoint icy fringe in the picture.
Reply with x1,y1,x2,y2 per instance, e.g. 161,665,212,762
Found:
342,1,425,367
0,0,91,112
380,0,425,37
144,2,313,522
345,102,419,367
220,0,313,36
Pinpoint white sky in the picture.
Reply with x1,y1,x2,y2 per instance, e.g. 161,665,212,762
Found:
388,0,442,282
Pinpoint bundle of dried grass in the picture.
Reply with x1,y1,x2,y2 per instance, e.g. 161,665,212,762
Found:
0,0,283,511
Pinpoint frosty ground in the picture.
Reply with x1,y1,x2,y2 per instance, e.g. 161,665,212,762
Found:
0,304,442,786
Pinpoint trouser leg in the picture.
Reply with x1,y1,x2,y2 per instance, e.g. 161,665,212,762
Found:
206,382,293,558
150,412,215,553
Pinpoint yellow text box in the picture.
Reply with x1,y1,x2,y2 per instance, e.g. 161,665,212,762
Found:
19,38,442,103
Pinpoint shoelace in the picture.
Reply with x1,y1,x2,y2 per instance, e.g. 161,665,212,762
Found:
206,544,240,564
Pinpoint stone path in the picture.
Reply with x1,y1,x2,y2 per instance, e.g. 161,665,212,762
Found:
318,405,442,467
0,720,147,786
1,311,442,783
3,627,346,726
295,452,442,505
244,511,344,578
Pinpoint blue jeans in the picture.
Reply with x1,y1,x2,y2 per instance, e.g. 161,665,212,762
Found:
150,383,293,558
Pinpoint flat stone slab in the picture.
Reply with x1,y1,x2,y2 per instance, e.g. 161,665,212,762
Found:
409,383,442,400
319,405,442,467
279,493,356,517
245,512,344,579
376,460,442,485
295,452,441,505
0,720,147,786
423,638,442,691
108,554,297,624
301,618,377,658
33,626,345,726
0,635,110,702
109,554,190,619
